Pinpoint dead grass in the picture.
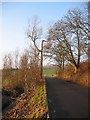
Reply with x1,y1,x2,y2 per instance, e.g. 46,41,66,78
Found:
57,61,89,87
2,81,47,119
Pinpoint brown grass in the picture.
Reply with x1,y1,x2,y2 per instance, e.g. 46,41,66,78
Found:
2,82,47,119
57,61,89,87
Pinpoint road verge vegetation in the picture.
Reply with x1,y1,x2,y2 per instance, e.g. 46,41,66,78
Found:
2,48,48,119
2,81,47,119
57,61,89,87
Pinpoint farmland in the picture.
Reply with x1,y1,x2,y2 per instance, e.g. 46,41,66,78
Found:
43,67,56,77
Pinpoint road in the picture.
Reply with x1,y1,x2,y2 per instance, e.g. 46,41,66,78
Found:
45,77,88,118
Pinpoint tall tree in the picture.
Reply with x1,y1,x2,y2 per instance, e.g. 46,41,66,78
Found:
26,16,45,80
26,16,42,52
64,8,89,67
45,8,89,73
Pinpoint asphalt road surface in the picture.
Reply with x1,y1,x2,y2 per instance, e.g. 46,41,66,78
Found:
45,77,88,118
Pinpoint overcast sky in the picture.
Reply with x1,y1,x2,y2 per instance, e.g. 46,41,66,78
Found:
0,2,86,68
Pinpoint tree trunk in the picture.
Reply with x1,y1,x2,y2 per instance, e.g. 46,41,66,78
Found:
41,50,43,80
62,57,64,70
70,62,78,73
77,30,80,67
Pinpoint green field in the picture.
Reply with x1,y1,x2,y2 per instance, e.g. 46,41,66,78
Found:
43,68,56,77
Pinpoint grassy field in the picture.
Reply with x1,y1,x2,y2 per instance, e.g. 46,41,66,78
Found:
43,67,56,77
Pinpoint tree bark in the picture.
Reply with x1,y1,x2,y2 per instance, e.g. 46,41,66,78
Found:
70,62,78,73
76,30,80,67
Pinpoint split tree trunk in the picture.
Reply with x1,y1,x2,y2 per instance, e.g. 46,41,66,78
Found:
70,62,78,73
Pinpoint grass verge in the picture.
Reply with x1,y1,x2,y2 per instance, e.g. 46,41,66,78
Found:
2,81,48,119
57,61,89,87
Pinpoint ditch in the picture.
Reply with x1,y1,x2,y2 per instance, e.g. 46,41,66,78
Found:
2,85,24,115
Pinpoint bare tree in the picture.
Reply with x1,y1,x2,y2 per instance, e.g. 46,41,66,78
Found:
19,51,29,91
3,55,8,69
19,47,41,92
2,53,14,88
45,8,89,73
14,49,19,69
26,16,45,80
26,16,42,52
64,8,89,67
3,53,14,71
3,53,13,69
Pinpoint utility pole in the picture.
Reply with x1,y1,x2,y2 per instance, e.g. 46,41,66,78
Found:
40,40,46,81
